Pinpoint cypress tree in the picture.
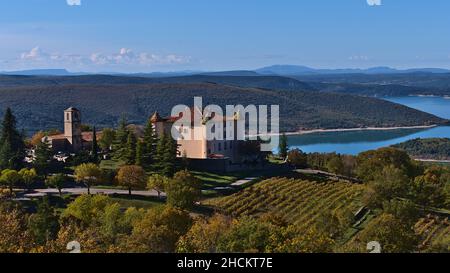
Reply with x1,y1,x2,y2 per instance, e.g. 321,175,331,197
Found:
0,108,25,170
156,134,178,177
91,126,99,163
113,115,129,160
34,138,53,177
279,134,288,159
125,131,137,165
142,118,157,170
136,140,144,166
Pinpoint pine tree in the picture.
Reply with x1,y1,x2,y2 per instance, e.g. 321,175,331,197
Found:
0,108,25,170
136,140,144,166
125,131,137,165
112,115,129,160
34,138,53,177
141,118,157,170
159,134,178,177
91,126,99,163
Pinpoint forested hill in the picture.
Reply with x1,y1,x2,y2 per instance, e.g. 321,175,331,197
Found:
0,82,446,134
0,74,314,92
392,138,450,160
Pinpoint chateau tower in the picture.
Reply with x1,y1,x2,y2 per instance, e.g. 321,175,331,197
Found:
64,107,83,152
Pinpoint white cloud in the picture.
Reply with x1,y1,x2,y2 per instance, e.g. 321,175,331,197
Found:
21,46,45,60
17,46,191,70
67,0,81,6
349,55,370,61
367,0,382,6
90,48,190,66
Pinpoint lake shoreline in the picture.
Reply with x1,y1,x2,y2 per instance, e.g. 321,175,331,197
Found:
260,124,440,137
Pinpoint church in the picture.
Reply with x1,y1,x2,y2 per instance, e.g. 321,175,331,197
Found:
44,107,100,153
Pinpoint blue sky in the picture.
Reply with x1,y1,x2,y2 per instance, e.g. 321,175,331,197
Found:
1,0,450,72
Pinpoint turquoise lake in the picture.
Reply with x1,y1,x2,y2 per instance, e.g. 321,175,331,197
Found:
287,96,450,155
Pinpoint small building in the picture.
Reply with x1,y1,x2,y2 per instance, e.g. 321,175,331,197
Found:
45,107,101,153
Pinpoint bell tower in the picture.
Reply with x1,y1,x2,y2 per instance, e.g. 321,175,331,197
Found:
64,107,83,152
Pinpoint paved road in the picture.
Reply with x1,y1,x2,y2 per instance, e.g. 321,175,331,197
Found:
23,188,165,198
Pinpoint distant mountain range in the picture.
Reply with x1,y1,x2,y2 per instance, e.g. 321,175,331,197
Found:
2,65,450,77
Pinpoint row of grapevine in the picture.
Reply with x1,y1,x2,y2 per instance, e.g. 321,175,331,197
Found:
204,177,365,229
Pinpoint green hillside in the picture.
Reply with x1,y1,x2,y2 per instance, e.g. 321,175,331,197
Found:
0,81,446,134
392,138,450,160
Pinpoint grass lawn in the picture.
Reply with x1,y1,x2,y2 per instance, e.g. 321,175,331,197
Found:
110,194,165,210
100,159,124,170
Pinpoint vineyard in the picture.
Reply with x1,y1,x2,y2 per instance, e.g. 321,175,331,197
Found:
415,215,450,251
204,177,365,227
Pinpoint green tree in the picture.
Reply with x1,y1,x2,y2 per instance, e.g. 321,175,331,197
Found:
165,170,201,210
0,108,25,170
27,196,59,245
0,169,22,195
147,174,169,199
46,173,67,196
99,128,115,151
155,133,178,177
125,132,137,165
356,147,418,181
74,163,103,194
91,126,99,163
327,156,344,175
113,115,129,160
278,134,288,159
116,165,147,196
356,213,418,253
19,168,37,190
124,206,192,253
141,118,157,170
135,140,144,167
364,165,410,208
33,138,53,177
287,149,308,168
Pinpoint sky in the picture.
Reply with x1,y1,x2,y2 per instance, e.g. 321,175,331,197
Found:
1,0,450,73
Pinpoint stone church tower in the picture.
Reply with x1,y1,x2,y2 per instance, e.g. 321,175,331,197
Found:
64,107,83,152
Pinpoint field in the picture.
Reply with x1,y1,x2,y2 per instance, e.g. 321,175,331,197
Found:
204,177,365,227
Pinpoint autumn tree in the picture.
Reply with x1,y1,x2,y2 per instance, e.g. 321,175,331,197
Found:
177,214,232,253
165,170,201,210
355,213,418,253
147,174,169,199
0,205,32,252
123,206,192,253
46,174,68,196
74,163,103,194
356,147,418,181
30,131,45,147
19,168,37,190
364,165,410,208
0,169,22,195
326,155,344,175
116,165,147,196
287,149,308,168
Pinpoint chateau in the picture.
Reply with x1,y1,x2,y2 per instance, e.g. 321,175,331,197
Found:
151,106,244,164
